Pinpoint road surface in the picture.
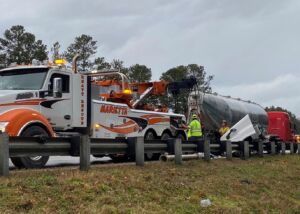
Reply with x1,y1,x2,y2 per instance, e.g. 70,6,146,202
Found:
9,156,111,169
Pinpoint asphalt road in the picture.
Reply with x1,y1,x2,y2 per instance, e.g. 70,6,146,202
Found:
9,156,112,169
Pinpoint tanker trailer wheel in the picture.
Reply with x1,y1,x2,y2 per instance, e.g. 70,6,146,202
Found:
11,126,50,169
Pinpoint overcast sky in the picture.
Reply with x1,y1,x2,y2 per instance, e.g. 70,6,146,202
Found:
1,0,300,116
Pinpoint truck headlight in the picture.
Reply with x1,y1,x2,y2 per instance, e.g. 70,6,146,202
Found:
0,122,9,133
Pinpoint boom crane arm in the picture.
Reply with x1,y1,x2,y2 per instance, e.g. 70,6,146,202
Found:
130,76,197,109
90,69,197,111
130,81,168,108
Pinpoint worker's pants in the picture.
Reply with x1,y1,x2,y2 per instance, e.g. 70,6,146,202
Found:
189,136,203,141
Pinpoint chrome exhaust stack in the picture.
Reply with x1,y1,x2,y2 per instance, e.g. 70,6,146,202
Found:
72,54,80,73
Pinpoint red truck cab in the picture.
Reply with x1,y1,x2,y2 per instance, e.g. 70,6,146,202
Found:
267,111,294,142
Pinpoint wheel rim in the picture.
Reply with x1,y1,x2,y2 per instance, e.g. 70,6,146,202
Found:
29,156,43,161
146,132,155,140
161,133,171,140
27,133,46,162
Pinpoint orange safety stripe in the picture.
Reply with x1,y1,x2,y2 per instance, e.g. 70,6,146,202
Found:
148,117,170,125
114,120,135,128
100,124,139,134
0,99,46,107
141,114,170,125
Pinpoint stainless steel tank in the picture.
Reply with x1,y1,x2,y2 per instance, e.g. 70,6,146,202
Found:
188,92,268,134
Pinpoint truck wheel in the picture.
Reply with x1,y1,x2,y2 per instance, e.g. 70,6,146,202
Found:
144,130,156,160
161,132,171,140
153,132,172,159
10,126,50,169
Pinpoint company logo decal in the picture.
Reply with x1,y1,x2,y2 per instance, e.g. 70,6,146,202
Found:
100,105,128,115
40,99,66,109
98,114,170,134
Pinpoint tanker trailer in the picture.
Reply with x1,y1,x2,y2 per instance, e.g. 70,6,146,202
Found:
188,91,268,142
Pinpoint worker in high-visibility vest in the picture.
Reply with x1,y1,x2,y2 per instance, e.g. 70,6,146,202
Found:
219,120,230,137
188,114,202,140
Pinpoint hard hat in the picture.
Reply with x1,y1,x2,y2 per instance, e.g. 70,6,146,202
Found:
192,114,198,119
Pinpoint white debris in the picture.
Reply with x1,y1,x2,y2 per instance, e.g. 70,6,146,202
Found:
200,199,212,207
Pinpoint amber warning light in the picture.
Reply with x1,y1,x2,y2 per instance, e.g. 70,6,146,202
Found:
123,89,132,95
54,59,67,65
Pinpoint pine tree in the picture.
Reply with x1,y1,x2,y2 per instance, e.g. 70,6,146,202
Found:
65,34,97,71
0,25,48,66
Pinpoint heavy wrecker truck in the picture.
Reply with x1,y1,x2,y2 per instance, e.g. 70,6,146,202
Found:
0,57,196,168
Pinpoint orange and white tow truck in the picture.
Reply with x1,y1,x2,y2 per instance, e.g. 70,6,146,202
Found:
0,57,196,168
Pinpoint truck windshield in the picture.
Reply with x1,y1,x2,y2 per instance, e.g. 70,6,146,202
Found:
0,68,48,90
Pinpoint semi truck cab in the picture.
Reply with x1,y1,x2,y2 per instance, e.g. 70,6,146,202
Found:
267,111,295,142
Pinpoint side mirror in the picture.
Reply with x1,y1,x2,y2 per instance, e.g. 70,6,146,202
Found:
53,77,62,98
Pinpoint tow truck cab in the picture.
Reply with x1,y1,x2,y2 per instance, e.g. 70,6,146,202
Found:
0,65,88,135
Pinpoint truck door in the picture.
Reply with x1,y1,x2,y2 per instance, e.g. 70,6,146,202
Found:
41,72,73,130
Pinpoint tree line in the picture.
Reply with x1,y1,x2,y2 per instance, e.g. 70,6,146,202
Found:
0,25,213,114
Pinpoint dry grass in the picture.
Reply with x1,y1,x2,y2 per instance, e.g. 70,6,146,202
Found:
0,155,300,213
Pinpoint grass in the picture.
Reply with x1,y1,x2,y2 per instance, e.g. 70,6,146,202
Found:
0,155,300,213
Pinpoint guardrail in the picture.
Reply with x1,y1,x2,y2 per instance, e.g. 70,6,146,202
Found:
0,132,299,177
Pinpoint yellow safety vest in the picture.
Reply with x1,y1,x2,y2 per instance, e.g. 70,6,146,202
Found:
189,119,202,137
187,129,191,138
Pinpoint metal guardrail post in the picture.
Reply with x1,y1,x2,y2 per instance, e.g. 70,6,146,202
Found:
242,141,249,160
135,137,144,166
204,138,210,162
258,141,264,157
281,142,286,155
290,143,294,154
225,140,232,160
0,133,9,177
174,138,182,165
270,141,276,155
80,135,90,171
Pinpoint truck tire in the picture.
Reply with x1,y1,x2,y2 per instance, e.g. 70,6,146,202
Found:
11,126,50,169
144,130,157,160
161,132,171,140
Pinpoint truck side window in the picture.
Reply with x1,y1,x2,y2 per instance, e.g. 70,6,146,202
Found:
49,73,70,93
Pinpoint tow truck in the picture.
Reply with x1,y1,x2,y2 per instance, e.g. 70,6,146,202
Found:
0,56,196,168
